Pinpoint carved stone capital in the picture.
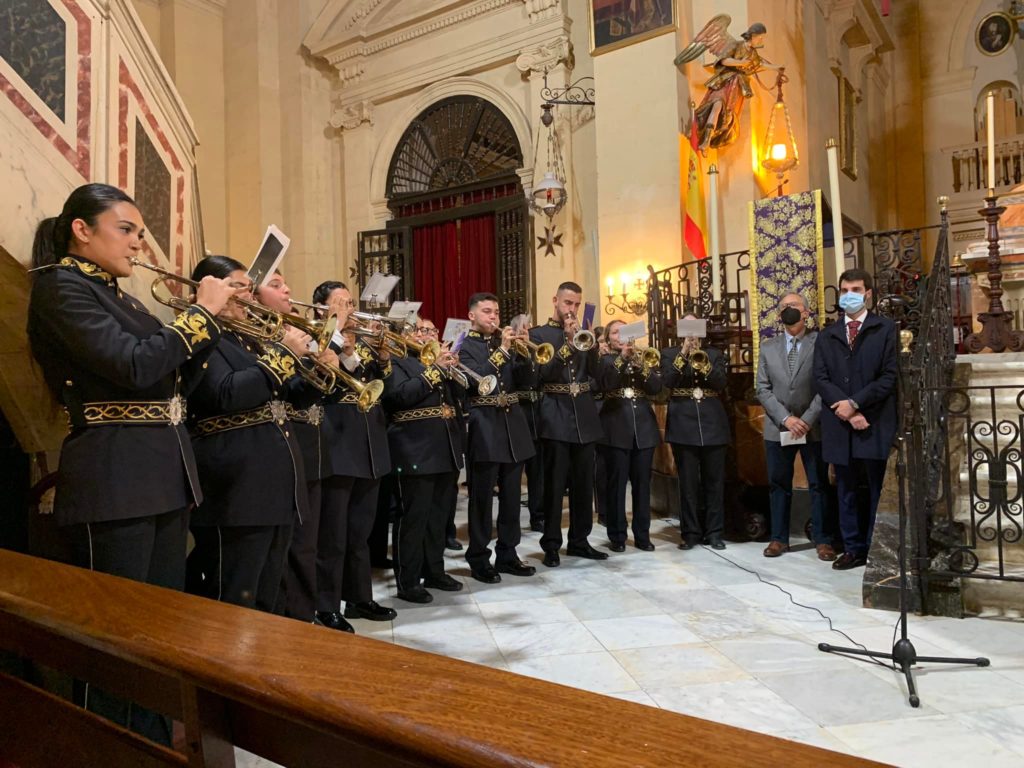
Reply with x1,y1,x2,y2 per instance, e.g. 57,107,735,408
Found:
515,34,572,75
521,0,562,23
330,100,374,131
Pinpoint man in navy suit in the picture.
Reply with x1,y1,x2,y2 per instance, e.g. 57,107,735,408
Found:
813,269,898,570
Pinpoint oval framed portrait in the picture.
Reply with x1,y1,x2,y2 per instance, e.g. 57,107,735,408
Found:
976,11,1016,57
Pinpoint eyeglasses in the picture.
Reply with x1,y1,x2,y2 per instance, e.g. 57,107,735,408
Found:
416,326,439,335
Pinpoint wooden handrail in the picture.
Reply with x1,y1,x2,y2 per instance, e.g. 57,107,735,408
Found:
0,551,882,767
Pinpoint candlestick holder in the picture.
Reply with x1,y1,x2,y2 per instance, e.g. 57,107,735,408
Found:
963,192,1024,353
605,278,649,316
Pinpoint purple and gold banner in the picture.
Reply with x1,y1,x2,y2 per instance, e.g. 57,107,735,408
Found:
748,190,825,367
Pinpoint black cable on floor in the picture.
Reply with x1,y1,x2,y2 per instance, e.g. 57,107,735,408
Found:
700,545,895,670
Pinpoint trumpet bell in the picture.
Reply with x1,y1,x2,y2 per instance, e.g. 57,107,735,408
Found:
641,347,661,367
572,329,595,352
477,374,497,396
534,342,554,364
356,379,384,413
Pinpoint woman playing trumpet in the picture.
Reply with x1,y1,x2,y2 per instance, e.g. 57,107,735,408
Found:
27,184,235,745
185,256,312,613
661,313,730,550
597,320,663,552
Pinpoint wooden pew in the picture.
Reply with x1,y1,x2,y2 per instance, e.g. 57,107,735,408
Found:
0,550,884,767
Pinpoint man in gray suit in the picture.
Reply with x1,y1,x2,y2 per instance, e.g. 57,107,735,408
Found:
755,292,836,560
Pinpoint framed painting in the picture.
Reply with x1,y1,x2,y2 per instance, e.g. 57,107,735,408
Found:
976,11,1015,57
589,0,676,56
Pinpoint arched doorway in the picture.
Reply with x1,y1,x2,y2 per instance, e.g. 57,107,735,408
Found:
357,96,533,326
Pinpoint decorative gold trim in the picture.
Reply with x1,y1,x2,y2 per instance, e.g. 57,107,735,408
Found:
470,393,519,407
194,401,288,437
392,404,456,422
79,396,186,426
422,366,443,386
542,382,591,396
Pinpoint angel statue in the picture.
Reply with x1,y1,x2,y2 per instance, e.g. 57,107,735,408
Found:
674,15,784,151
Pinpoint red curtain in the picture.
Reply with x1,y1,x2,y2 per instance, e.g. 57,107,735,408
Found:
412,214,496,325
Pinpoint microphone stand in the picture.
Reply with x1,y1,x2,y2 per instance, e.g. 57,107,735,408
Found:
817,326,989,707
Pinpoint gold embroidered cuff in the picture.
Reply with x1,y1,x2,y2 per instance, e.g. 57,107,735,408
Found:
167,305,218,353
258,344,300,385
421,366,443,387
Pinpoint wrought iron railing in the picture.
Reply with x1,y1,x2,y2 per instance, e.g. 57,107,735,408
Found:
644,223,935,368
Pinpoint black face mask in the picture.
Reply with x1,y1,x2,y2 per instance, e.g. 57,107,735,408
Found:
780,307,803,326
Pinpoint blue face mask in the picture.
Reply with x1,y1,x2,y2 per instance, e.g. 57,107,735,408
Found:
839,292,865,314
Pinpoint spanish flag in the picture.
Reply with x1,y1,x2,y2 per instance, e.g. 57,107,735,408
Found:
681,118,707,260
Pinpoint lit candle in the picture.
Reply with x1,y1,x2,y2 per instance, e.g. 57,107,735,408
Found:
987,90,996,193
606,276,613,298
708,165,721,304
825,138,845,283
621,277,628,296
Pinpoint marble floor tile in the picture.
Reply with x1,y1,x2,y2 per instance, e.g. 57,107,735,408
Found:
760,667,937,727
674,608,802,641
234,748,282,768
612,643,750,689
492,621,602,661
827,714,1024,768
559,587,664,621
391,603,487,636
539,564,630,594
647,678,819,735
398,626,506,667
632,586,749,615
508,651,640,694
710,634,858,677
584,614,703,650
603,689,660,708
955,704,1024,758
468,578,555,604
777,727,858,755
477,596,577,627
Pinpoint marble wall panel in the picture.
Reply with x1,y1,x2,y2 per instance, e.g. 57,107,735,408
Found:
0,0,67,120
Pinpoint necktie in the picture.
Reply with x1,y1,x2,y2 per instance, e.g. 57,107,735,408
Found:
848,320,861,349
787,338,799,374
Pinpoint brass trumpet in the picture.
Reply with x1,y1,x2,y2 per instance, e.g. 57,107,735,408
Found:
281,311,338,354
289,299,329,318
129,257,282,341
564,313,595,351
352,312,411,359
622,346,661,369
404,336,441,366
311,355,384,412
455,363,496,395
489,323,554,364
687,348,711,376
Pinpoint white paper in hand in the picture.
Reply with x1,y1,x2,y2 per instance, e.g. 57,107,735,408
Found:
780,431,807,446
618,320,646,343
442,318,472,344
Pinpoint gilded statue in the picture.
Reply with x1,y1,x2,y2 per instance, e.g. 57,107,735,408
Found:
674,15,783,151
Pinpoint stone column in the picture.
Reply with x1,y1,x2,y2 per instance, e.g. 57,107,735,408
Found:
330,99,377,290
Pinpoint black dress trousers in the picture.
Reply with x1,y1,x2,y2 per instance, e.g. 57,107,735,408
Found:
318,475,381,610
394,471,458,592
603,445,655,545
466,460,525,571
189,523,293,611
277,479,322,620
541,440,596,553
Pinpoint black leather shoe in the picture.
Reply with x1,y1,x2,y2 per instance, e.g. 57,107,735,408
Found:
634,541,655,551
313,611,355,633
423,573,464,592
529,521,545,533
396,586,434,604
471,566,502,584
566,543,609,560
707,537,726,550
832,552,867,570
608,542,626,553
542,551,560,567
496,560,537,577
344,600,397,622
445,537,464,551
371,558,394,569
677,539,697,550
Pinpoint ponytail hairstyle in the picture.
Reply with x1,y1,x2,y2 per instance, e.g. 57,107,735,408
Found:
191,255,246,282
31,183,136,270
741,22,767,41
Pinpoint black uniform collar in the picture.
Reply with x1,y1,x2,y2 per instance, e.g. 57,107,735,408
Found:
60,255,116,287
467,329,493,340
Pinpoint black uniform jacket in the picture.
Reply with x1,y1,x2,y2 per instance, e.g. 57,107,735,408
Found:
528,320,603,444
27,255,220,526
459,331,536,464
188,333,308,527
382,355,465,476
321,340,392,480
661,345,730,447
597,353,663,450
282,369,325,483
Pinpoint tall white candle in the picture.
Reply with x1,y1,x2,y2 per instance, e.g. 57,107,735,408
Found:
987,90,996,193
825,138,845,282
708,165,721,304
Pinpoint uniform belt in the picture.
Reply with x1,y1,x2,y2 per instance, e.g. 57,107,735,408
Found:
515,390,540,403
542,382,591,397
194,400,289,436
335,392,380,410
286,404,324,426
606,387,646,400
79,396,186,426
392,404,457,423
670,387,719,401
470,393,519,408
